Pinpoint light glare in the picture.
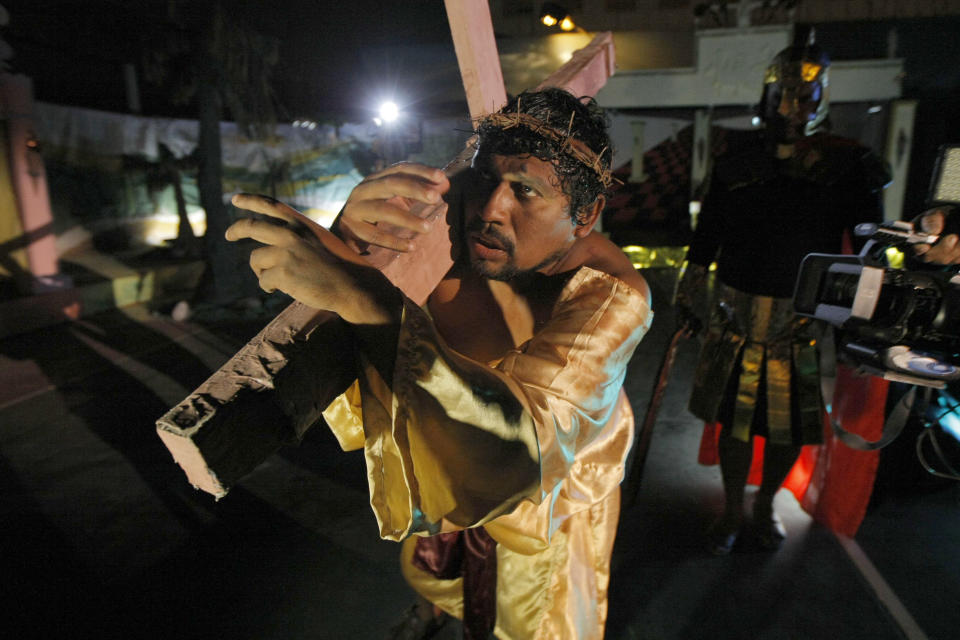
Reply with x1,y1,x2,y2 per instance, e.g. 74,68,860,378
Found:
379,101,400,123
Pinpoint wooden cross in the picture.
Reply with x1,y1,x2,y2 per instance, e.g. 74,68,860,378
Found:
156,0,617,498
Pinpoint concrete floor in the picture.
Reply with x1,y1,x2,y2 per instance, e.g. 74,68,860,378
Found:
1,269,958,639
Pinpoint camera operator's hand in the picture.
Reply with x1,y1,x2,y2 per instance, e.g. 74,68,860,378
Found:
913,207,960,265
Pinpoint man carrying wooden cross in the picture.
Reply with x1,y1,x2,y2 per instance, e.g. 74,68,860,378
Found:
225,87,652,640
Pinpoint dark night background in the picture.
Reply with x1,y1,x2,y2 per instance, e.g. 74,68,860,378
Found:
2,3,960,639
2,0,465,122
5,2,959,217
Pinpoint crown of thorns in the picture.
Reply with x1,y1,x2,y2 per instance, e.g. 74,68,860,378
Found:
476,107,618,188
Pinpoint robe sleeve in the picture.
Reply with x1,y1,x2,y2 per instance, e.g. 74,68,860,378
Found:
323,268,652,543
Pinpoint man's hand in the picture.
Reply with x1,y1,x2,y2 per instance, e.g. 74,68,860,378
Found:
225,194,400,325
340,163,450,252
912,207,960,265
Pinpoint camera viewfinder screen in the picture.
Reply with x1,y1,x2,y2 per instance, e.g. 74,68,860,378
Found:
933,146,960,205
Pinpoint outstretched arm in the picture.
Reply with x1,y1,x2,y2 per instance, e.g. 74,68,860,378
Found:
226,194,403,325
225,194,407,381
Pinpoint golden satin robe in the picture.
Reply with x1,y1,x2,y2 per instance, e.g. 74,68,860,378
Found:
323,266,652,640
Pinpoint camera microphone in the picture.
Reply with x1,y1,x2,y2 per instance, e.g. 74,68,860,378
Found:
853,220,938,245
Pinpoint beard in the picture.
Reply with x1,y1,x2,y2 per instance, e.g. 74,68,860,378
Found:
464,217,569,283
473,259,520,282
465,218,518,281
470,242,568,284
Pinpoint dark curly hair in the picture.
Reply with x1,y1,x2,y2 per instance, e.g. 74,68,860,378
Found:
475,88,612,225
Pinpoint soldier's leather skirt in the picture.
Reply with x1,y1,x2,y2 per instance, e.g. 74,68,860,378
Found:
688,284,823,445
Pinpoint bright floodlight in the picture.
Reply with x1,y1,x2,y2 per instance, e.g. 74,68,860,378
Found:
379,101,400,123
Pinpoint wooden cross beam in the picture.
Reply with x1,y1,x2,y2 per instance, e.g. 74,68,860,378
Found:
156,1,616,498
443,0,506,119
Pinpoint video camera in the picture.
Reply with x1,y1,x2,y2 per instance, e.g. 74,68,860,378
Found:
794,144,960,389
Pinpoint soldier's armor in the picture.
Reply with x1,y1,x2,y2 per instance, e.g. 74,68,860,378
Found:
681,132,891,443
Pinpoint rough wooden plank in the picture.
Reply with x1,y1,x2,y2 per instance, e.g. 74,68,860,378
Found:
156,306,350,497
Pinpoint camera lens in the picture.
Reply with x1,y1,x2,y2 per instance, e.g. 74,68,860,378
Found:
821,272,860,307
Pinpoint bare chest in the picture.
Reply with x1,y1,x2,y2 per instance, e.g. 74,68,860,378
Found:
427,272,559,364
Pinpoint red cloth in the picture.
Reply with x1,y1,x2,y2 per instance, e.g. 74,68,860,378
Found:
412,528,498,640
697,364,887,536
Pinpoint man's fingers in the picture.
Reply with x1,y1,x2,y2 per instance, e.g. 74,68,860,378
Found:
361,199,434,233
225,217,299,245
937,236,960,264
350,172,449,207
249,245,281,277
918,234,960,264
257,266,282,294
231,193,302,224
912,209,960,263
371,162,448,184
336,165,448,252
346,220,415,252
919,208,949,235
340,175,447,249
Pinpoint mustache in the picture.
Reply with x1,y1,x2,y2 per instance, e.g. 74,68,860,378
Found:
466,219,515,255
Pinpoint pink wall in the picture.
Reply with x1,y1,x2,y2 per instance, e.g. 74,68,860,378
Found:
1,73,58,283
